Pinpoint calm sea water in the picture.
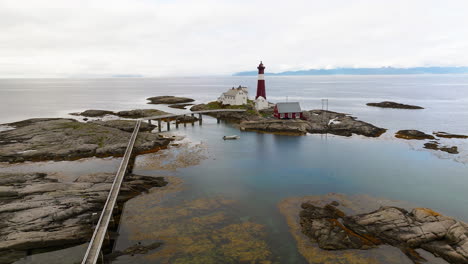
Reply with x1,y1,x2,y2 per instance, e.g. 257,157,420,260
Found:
1,76,468,263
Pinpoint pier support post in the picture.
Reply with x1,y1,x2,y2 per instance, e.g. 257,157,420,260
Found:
158,120,162,132
217,114,220,124
191,114,195,126
184,115,187,127
198,113,202,125
175,118,179,129
148,120,152,125
167,121,170,131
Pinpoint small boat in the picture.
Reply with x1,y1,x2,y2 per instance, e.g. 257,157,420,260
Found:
223,135,240,140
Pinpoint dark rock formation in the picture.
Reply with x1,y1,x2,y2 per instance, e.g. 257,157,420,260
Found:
79,110,114,117
115,109,168,119
147,96,194,104
434,132,468,139
0,172,167,264
395,130,435,140
304,110,387,137
300,202,468,264
367,101,424,109
168,103,194,109
424,142,459,154
0,118,170,163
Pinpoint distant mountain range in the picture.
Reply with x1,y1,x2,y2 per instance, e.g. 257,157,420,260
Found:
233,66,468,76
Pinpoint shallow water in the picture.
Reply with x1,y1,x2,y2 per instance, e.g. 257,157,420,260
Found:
1,76,468,263
113,117,467,263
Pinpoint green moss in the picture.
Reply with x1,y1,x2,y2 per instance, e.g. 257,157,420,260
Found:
205,101,250,110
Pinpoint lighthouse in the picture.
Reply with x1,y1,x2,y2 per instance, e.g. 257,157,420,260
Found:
256,61,266,99
254,61,269,110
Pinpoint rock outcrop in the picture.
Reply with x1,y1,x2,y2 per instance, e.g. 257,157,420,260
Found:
434,132,468,139
304,110,387,137
74,109,169,119
300,202,468,264
0,172,167,264
168,103,194,109
367,101,424,109
147,96,194,104
115,109,168,119
424,142,459,154
395,130,435,140
78,110,114,117
91,120,155,132
0,118,170,163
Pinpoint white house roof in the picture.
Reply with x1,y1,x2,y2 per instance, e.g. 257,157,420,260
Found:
223,87,245,96
276,102,301,113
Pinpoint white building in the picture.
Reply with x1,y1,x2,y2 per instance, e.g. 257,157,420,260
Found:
254,96,268,110
217,86,248,105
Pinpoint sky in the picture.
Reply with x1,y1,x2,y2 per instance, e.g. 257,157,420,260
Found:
1,0,468,78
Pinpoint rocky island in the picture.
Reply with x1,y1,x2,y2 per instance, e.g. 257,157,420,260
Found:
367,101,424,109
191,101,387,137
433,132,468,139
395,130,435,140
240,110,387,137
424,141,459,154
147,96,194,104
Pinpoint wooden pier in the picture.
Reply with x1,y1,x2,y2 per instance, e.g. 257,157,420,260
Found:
142,109,246,132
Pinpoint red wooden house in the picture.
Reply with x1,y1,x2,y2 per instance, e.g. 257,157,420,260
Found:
274,102,303,119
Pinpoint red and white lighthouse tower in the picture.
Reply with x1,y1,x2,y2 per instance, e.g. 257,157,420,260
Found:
256,61,266,99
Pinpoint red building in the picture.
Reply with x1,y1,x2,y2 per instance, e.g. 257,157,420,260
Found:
274,102,303,119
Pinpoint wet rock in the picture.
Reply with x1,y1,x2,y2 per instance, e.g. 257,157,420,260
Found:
299,203,468,264
395,130,435,140
147,96,194,104
439,146,459,154
434,132,468,139
115,109,168,119
0,172,167,264
79,110,114,117
0,118,170,163
367,101,424,109
105,242,162,261
240,119,310,135
304,110,387,137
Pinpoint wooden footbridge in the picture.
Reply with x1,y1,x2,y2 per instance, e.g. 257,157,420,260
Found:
81,109,245,264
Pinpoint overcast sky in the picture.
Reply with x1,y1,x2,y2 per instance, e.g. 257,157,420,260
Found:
1,0,468,77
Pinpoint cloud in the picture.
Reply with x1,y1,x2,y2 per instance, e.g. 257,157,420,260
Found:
1,0,468,77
